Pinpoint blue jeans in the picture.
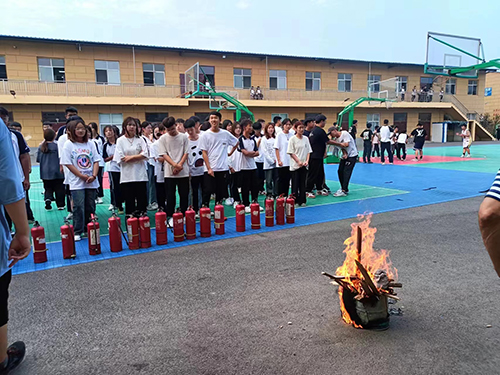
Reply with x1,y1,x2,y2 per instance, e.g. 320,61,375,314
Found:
71,189,97,235
147,164,157,205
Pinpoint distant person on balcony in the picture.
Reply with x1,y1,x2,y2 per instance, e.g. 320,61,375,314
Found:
411,123,427,161
439,88,444,102
256,86,263,99
428,88,434,102
56,106,78,140
250,86,256,99
411,86,417,102
458,124,472,158
379,119,393,165
400,87,405,101
273,116,283,135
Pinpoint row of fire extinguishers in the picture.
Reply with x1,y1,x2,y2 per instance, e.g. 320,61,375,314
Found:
30,195,296,264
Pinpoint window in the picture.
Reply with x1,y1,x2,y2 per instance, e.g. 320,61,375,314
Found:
95,61,121,85
233,112,252,121
367,113,380,128
445,78,456,95
233,68,252,89
338,73,352,92
397,77,407,92
468,80,478,95
194,112,210,122
393,113,408,132
38,58,65,83
305,113,321,120
305,72,321,91
99,113,123,134
368,74,381,92
0,56,6,80
200,65,215,87
41,112,66,124
145,113,169,123
143,64,165,86
271,113,288,122
420,77,433,90
270,70,287,90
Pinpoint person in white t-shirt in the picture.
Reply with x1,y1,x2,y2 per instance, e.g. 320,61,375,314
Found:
395,127,408,161
184,119,205,214
329,128,358,197
274,120,293,196
102,125,123,213
156,117,189,223
60,119,102,241
151,124,167,210
273,116,283,135
287,122,312,206
113,117,149,217
457,124,472,157
261,123,278,197
379,119,394,164
227,122,242,206
57,122,74,219
252,122,265,195
89,122,106,205
140,121,157,211
238,120,262,212
199,111,238,207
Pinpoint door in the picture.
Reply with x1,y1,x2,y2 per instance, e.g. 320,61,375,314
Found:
418,113,431,140
393,113,408,132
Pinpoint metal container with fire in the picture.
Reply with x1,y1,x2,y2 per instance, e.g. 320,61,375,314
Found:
323,215,402,330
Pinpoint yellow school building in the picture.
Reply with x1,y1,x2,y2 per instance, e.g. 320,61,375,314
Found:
0,35,492,147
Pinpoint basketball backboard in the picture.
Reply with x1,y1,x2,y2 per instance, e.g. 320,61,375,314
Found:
425,32,483,78
368,77,399,101
184,62,200,98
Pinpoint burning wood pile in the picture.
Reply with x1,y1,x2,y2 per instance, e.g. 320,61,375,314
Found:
323,215,402,330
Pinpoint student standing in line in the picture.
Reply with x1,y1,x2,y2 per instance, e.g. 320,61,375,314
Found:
396,129,408,161
458,124,472,158
261,122,278,197
189,116,201,134
184,119,205,216
37,129,65,210
227,122,242,206
102,125,123,214
305,115,332,198
150,124,167,210
372,125,381,158
221,119,233,131
287,122,312,207
303,118,315,137
274,119,293,196
61,119,101,241
113,117,149,217
349,119,357,140
56,106,79,140
199,111,238,208
411,123,427,161
156,117,189,226
175,118,185,134
329,128,359,197
252,122,266,195
360,123,374,164
89,122,105,205
379,119,394,165
391,126,399,155
140,121,157,211
238,120,263,212
273,116,283,135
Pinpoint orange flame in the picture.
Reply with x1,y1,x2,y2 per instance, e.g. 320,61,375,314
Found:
334,214,398,326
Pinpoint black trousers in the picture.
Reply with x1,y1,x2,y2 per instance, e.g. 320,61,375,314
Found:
43,179,65,208
65,184,72,213
338,157,357,192
256,162,265,192
121,181,148,216
109,171,123,210
396,143,407,160
0,270,12,326
372,144,380,157
165,177,189,217
277,167,292,196
96,166,104,198
156,182,166,210
292,167,307,205
202,171,228,207
362,142,372,163
240,169,258,206
190,175,204,212
380,142,393,163
229,171,241,202
305,158,324,193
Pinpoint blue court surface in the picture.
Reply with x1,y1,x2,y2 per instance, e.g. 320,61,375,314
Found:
14,144,498,275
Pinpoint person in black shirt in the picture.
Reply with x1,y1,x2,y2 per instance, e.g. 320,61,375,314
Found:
303,118,315,137
349,119,357,140
55,106,78,140
411,123,427,161
360,123,374,163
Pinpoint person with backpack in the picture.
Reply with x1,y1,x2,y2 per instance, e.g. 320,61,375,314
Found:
360,123,374,163
37,129,65,210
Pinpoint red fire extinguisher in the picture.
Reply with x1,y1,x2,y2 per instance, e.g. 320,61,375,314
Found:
265,197,274,227
31,221,47,264
235,203,246,232
155,209,168,245
127,215,139,250
60,219,76,259
108,214,122,253
185,207,196,240
173,210,185,242
139,213,151,248
87,214,101,255
276,195,285,225
214,202,225,235
199,206,211,238
286,195,295,224
250,201,261,230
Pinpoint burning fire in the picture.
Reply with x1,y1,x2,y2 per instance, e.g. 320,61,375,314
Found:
328,214,399,327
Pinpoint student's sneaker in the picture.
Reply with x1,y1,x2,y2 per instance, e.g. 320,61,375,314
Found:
367,161,374,164
461,154,464,158
28,220,35,225
389,162,394,165
412,158,419,161
233,201,240,209
0,341,26,373
147,202,158,211
108,204,114,211
306,192,316,199
244,206,251,213
74,234,81,242
466,154,471,158
225,197,234,206
381,162,385,165
45,200,52,210
118,208,124,215
259,206,264,212
66,212,73,220
300,203,307,207
333,190,347,197
195,213,200,220
96,197,103,204
259,191,266,195
168,217,174,228
81,232,87,238
319,189,329,196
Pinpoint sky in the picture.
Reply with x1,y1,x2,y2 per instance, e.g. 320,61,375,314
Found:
1,0,499,65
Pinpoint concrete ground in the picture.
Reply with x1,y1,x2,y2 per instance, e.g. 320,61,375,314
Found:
7,196,500,375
